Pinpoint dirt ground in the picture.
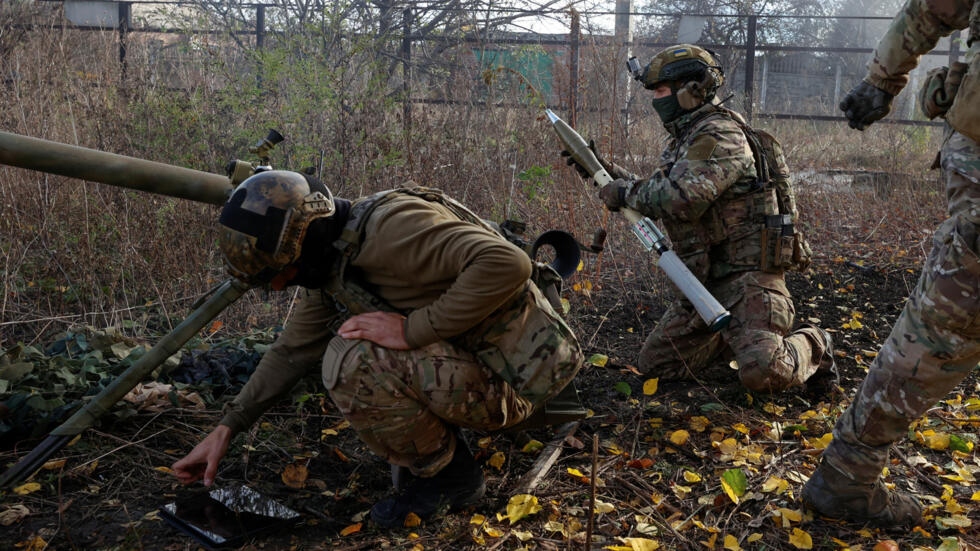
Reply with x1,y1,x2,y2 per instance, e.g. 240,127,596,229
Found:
2,259,979,551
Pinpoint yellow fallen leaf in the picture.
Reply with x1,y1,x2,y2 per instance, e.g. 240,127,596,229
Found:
15,536,47,551
615,537,660,551
787,527,813,549
403,512,422,527
42,460,66,471
642,378,659,396
470,513,486,524
732,423,749,435
935,514,972,529
594,500,616,514
775,507,803,528
724,534,743,551
504,494,541,525
762,476,789,494
543,520,565,533
683,471,701,483
483,524,503,537
689,416,710,432
487,451,506,470
747,533,763,542
154,466,174,474
669,430,690,446
589,353,608,367
340,522,362,536
13,483,41,496
521,439,544,453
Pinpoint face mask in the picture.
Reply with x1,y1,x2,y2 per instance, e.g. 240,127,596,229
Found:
651,94,685,124
280,199,350,289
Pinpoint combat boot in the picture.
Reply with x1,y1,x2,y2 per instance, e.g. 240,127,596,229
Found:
370,438,486,528
801,460,922,528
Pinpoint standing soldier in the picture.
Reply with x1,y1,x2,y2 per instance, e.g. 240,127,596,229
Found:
566,44,835,393
802,0,979,527
171,171,584,528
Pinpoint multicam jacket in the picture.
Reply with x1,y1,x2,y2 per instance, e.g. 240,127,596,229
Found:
868,0,978,140
624,103,781,280
866,0,975,96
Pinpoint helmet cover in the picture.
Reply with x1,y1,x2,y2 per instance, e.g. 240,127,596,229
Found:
218,170,335,285
640,44,724,93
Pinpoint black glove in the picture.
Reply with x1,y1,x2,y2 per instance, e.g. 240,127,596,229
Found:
599,179,632,212
839,81,894,131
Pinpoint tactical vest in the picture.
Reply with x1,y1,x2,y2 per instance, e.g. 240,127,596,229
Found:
663,107,811,280
944,1,980,142
319,186,582,409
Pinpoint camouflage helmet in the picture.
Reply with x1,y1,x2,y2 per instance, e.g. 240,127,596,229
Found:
218,170,335,285
639,43,724,97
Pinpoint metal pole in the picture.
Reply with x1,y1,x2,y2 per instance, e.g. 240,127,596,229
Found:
744,15,757,121
402,7,413,170
256,5,265,49
118,2,131,81
569,9,580,126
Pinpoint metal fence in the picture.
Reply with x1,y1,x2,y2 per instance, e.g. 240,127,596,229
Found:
20,2,968,127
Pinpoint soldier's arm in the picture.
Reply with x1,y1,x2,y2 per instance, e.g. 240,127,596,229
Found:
627,120,753,222
866,0,972,95
219,291,342,433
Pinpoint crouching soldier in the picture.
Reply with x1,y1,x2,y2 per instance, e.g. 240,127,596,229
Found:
172,171,584,528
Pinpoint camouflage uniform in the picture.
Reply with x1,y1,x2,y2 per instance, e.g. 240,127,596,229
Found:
809,0,979,499
623,103,830,393
220,192,584,477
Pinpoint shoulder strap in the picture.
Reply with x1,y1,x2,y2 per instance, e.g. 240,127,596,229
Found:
726,112,771,191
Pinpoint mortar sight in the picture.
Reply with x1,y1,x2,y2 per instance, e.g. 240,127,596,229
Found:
250,129,284,165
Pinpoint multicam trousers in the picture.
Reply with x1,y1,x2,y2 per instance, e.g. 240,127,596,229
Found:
324,337,535,477
822,128,980,482
637,270,828,393
324,283,583,477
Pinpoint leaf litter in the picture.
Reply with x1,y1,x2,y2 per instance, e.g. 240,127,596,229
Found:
0,263,978,550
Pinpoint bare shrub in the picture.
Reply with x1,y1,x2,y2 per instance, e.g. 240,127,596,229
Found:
0,11,950,350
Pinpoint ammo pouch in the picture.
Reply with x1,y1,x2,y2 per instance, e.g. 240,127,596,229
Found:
946,44,980,142
760,214,812,273
919,62,967,120
453,282,583,408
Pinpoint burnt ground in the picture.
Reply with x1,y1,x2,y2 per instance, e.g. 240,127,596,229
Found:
2,260,979,551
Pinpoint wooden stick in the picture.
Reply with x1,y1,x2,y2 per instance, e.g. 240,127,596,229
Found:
515,421,580,493
585,432,599,550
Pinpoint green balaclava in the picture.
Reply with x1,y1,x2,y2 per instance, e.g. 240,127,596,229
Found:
651,89,686,124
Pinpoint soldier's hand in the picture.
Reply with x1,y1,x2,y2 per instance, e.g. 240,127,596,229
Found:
172,424,232,487
839,81,894,130
339,311,411,350
599,179,633,212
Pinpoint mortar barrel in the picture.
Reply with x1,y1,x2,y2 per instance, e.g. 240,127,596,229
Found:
0,130,233,205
